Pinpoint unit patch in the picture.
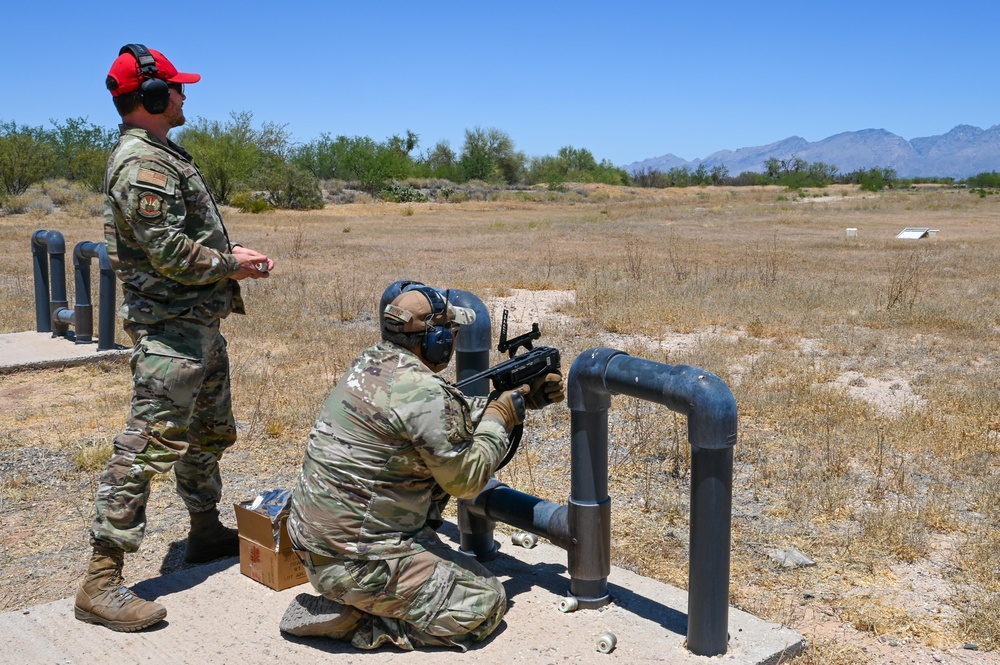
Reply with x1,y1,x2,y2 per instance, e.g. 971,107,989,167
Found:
137,168,168,188
137,192,164,218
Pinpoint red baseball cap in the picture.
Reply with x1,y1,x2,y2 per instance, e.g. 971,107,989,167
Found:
106,46,201,97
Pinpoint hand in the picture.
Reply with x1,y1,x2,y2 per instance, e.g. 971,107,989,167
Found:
231,246,274,280
483,386,528,431
525,372,565,409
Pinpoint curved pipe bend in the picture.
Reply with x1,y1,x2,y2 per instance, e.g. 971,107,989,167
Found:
32,229,66,254
569,347,737,450
73,241,113,272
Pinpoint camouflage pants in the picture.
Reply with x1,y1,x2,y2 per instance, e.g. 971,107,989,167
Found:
90,318,237,552
301,546,507,651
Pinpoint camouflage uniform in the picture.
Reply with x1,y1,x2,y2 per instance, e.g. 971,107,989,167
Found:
90,125,243,552
287,340,509,649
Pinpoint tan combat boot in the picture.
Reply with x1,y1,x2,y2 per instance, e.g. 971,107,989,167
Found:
279,593,364,638
185,507,240,563
74,546,167,631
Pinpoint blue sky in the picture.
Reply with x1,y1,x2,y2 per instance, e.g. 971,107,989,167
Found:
3,1,996,167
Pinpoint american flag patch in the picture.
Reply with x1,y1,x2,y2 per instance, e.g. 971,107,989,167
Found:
137,168,168,188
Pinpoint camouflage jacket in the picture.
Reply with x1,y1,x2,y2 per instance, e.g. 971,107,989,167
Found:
287,341,508,560
103,125,243,324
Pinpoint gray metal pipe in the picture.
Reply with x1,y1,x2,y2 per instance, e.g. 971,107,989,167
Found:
688,446,733,654
54,308,74,325
567,408,612,603
444,288,494,554
459,479,571,549
47,235,69,338
73,241,117,349
31,230,66,333
450,289,491,394
569,347,737,657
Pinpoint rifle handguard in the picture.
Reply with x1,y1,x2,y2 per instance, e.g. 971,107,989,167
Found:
454,346,561,393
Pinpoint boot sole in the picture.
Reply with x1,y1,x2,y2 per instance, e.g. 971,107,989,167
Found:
74,605,167,632
279,593,357,638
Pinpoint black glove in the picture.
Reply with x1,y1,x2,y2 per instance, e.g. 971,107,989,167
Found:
525,372,565,409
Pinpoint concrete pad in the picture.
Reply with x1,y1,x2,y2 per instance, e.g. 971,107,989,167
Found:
0,525,804,664
0,331,128,374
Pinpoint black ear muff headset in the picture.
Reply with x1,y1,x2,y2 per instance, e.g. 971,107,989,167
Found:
409,286,454,366
114,44,170,114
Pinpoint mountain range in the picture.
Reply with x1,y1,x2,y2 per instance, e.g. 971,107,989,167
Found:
623,125,1000,179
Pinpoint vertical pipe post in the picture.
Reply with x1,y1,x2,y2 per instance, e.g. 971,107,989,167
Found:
567,409,612,603
31,230,53,332
449,289,496,558
451,288,492,394
686,446,733,655
73,243,94,343
567,348,622,606
47,233,69,338
96,243,117,350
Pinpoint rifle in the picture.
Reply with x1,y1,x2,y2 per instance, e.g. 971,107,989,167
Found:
454,309,560,469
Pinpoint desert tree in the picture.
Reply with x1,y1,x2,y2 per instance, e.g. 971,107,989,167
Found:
175,111,291,203
459,126,524,184
0,121,56,196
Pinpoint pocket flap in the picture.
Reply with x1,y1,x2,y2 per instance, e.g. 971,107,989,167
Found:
140,335,200,361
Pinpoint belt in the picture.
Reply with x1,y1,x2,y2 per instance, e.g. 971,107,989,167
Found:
293,549,337,566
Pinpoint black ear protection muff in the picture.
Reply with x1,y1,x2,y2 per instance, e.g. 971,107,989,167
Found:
117,44,170,114
409,286,454,366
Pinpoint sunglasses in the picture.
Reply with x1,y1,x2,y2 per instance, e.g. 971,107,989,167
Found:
167,82,185,95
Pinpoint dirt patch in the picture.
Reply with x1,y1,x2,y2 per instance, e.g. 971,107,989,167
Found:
831,371,927,415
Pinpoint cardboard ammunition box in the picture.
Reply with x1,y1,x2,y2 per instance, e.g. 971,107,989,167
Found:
234,500,307,591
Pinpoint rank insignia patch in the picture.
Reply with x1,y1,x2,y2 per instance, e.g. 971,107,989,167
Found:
137,192,164,218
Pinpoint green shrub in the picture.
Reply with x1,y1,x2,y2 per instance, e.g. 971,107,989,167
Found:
230,190,274,214
380,183,427,203
0,133,56,195
176,111,291,204
41,179,104,217
3,191,54,216
42,178,86,206
66,148,110,193
255,162,324,210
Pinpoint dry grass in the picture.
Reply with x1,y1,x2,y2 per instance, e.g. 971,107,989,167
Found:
3,182,1000,660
